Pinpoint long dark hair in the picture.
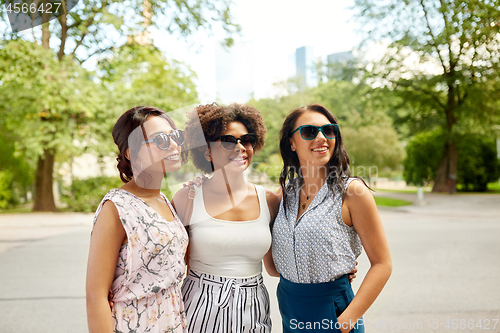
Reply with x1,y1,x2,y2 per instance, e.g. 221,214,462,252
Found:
279,104,351,215
112,106,187,183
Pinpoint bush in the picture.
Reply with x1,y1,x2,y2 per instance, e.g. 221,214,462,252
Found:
404,130,499,191
457,136,499,192
62,176,124,212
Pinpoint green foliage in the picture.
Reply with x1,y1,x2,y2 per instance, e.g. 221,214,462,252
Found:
404,130,499,191
353,0,500,191
62,176,174,212
0,128,35,208
249,80,404,173
62,176,123,212
403,130,445,186
374,196,412,207
255,153,282,183
0,40,111,159
457,136,499,192
99,44,199,114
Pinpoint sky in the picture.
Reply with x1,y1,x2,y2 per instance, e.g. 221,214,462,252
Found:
151,0,362,103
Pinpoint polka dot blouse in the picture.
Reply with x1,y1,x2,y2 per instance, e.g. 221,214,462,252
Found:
272,177,362,284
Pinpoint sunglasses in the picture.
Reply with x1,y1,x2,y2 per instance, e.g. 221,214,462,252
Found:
215,133,257,151
291,124,339,140
142,129,185,150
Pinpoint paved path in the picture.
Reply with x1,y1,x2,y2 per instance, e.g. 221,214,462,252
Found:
0,193,499,333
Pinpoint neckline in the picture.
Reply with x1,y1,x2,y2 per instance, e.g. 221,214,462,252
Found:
200,184,262,223
115,188,175,223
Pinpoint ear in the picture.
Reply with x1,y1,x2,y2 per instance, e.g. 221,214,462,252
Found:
204,148,212,162
289,138,296,152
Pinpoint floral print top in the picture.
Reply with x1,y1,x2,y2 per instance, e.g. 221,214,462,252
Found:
93,188,189,302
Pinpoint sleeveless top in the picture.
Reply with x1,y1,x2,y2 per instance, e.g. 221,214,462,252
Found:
185,184,272,278
272,178,362,284
93,188,189,302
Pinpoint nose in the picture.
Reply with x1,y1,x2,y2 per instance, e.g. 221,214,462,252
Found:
315,129,327,141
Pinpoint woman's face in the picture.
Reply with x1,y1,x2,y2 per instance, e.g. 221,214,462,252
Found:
289,111,336,169
209,121,254,174
132,116,183,174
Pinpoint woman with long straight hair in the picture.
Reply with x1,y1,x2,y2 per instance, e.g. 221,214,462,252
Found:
272,104,392,333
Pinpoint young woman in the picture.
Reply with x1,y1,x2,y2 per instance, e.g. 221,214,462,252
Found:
272,104,392,333
86,106,189,333
172,103,281,333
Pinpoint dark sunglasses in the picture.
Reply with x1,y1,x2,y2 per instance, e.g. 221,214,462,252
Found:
291,124,339,140
142,129,185,150
215,133,257,151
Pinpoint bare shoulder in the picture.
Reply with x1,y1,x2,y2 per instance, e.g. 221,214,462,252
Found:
172,186,190,213
95,200,120,224
345,178,375,208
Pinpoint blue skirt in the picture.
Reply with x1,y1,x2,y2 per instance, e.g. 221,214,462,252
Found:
277,274,364,333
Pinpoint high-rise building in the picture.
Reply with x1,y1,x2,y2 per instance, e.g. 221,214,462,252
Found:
215,41,254,103
287,46,318,90
326,51,355,81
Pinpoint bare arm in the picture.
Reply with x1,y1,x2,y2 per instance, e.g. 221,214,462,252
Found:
337,180,392,332
172,187,191,272
263,188,280,277
86,200,126,333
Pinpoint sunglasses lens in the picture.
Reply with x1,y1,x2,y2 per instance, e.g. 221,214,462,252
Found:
322,125,337,139
220,136,237,150
154,134,170,150
172,130,185,145
300,126,319,140
240,135,257,149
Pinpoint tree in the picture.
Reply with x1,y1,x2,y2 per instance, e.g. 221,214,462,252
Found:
0,0,239,211
249,79,404,180
353,0,500,192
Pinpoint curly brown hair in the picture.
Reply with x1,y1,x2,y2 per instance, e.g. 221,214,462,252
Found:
185,103,267,174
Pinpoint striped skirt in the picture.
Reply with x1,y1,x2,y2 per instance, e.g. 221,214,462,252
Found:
181,269,272,333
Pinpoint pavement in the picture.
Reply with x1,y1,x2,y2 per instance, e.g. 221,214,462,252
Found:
0,192,499,333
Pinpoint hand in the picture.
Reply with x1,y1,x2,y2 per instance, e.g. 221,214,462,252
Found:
348,261,358,283
183,176,207,188
108,291,114,309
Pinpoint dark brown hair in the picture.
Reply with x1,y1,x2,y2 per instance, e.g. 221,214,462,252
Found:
185,103,267,174
279,104,354,215
112,106,187,183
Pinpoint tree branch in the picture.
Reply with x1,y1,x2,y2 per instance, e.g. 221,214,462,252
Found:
419,0,448,74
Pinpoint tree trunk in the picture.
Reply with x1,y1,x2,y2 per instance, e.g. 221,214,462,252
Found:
33,148,57,212
433,75,458,193
432,141,458,193
33,14,58,211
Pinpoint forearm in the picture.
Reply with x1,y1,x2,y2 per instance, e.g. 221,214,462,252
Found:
338,262,392,331
87,296,115,333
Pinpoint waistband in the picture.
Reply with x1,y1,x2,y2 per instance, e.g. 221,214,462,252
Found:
279,274,350,297
187,269,264,288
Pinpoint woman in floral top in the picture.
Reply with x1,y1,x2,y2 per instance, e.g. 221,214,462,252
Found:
86,106,189,333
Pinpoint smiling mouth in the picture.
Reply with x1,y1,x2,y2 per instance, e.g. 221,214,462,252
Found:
164,154,179,161
230,156,247,162
312,147,328,152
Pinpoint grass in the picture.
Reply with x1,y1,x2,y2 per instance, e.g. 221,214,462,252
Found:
375,188,431,194
0,206,33,214
374,196,413,207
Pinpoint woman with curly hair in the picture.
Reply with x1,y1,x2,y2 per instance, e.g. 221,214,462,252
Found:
172,103,281,333
272,104,392,333
86,106,189,333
